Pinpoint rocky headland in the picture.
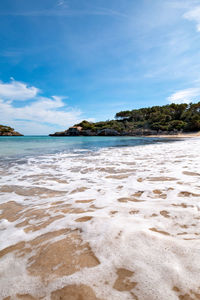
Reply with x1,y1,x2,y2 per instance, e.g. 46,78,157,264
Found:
49,126,180,137
49,102,200,137
0,125,23,136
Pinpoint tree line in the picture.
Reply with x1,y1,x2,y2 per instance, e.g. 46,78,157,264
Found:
75,102,200,133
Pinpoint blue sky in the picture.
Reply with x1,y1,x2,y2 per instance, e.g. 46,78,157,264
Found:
0,0,200,134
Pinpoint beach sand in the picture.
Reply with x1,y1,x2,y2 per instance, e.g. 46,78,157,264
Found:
0,138,200,299
148,131,200,138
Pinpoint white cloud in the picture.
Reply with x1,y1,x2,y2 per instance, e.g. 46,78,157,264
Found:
0,79,86,134
184,6,200,32
0,79,39,101
167,87,200,104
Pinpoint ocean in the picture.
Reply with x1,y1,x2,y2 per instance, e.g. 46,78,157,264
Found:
0,136,200,300
0,135,174,159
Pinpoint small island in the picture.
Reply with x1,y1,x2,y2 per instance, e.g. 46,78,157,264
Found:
50,102,200,136
0,125,23,136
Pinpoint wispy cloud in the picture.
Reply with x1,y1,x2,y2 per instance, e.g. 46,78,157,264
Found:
0,7,128,18
0,80,86,134
184,6,200,32
0,79,39,101
167,87,200,104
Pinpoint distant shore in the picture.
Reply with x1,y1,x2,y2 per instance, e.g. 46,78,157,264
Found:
0,124,23,136
49,130,200,138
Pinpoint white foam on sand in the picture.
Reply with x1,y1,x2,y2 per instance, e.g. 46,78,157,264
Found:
0,138,200,299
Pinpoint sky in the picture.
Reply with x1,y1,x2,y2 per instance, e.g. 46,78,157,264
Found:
0,0,200,135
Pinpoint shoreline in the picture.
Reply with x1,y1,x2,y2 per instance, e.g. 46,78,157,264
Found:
147,132,200,138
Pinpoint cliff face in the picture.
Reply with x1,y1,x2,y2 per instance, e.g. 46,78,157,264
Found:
0,125,23,136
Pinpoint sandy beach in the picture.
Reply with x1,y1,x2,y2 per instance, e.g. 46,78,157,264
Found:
0,137,200,299
1,0,200,297
148,131,200,138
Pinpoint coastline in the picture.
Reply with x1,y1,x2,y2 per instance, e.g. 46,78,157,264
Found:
147,132,200,138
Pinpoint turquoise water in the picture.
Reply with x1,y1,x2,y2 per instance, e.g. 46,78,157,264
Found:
0,135,174,159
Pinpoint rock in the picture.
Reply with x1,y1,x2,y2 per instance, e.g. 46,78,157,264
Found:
97,129,120,136
68,126,82,135
0,125,23,136
49,131,68,136
49,127,83,136
49,126,181,137
81,130,96,136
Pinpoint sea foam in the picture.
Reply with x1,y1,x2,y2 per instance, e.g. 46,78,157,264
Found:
0,138,200,299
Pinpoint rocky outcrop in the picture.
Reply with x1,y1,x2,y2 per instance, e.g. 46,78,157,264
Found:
0,125,23,136
97,129,120,136
49,126,183,137
49,126,83,136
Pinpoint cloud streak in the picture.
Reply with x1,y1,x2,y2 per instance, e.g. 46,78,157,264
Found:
167,87,200,104
0,7,128,18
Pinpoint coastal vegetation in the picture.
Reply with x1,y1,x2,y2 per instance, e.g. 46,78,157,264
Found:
0,125,23,136
50,102,200,136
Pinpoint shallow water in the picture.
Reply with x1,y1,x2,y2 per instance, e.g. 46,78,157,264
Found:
0,137,200,299
0,135,176,159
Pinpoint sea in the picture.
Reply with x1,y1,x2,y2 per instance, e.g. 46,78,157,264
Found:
0,136,200,300
0,135,174,159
